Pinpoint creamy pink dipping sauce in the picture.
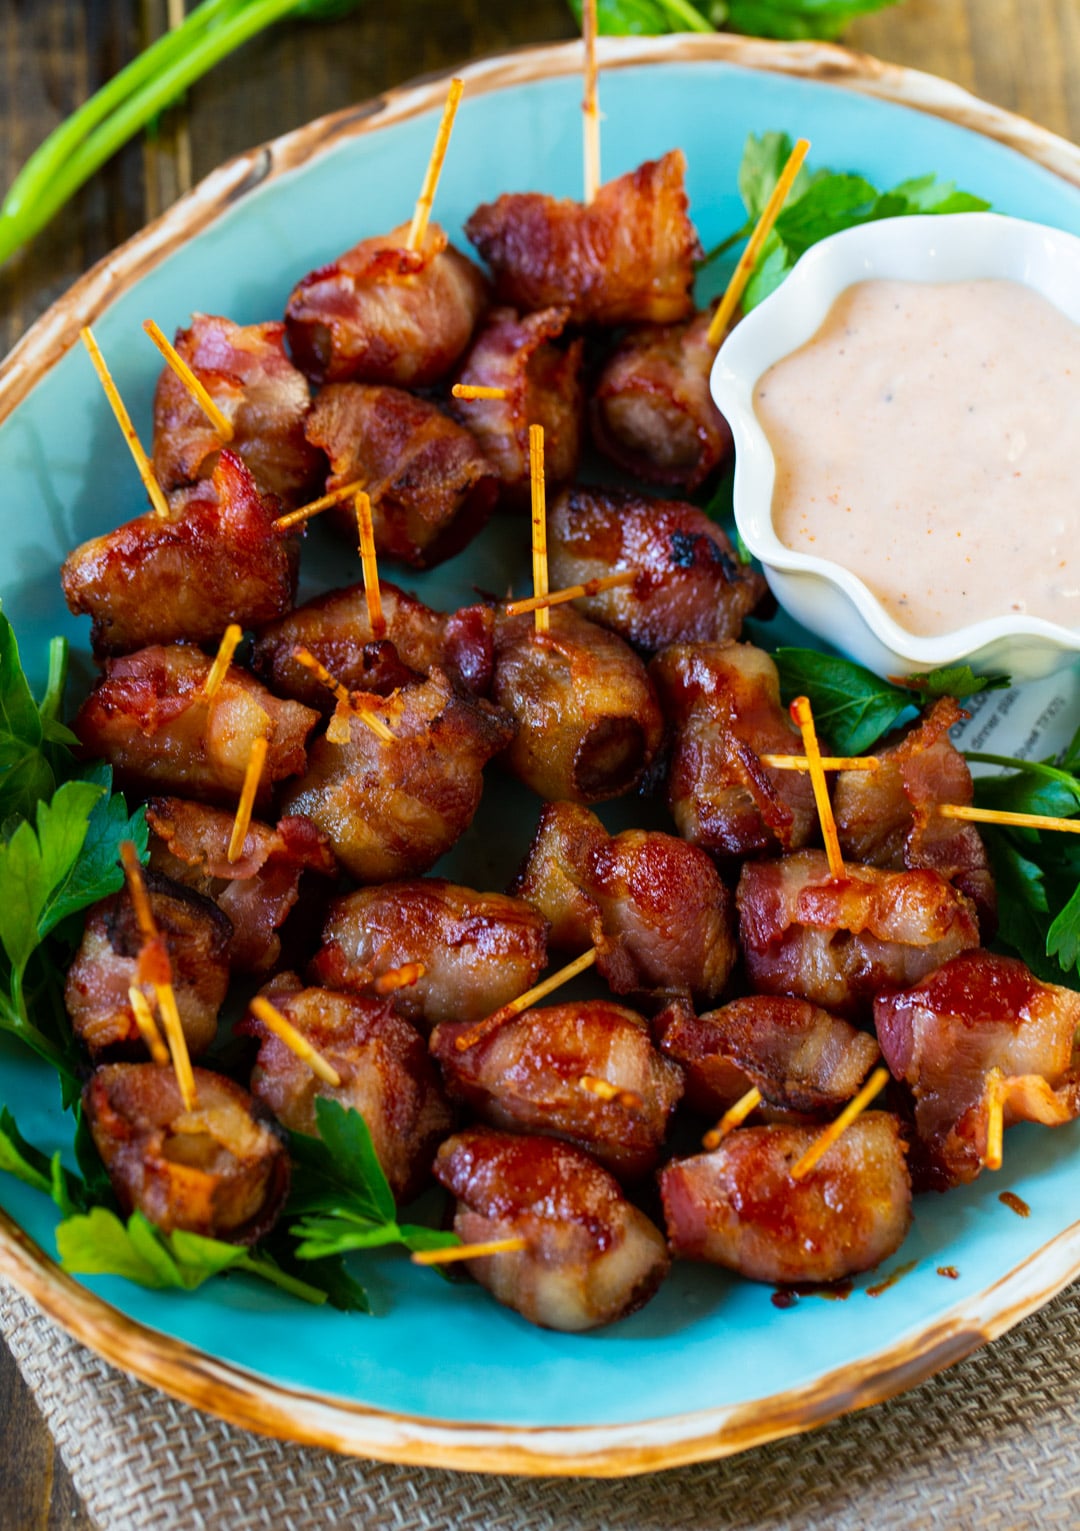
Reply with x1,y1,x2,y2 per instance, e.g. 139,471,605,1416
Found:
754,278,1080,636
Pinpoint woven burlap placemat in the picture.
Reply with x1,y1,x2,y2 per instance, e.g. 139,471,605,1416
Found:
3,1277,1080,1530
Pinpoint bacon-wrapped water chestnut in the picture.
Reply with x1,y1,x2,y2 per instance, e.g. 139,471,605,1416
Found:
310,880,547,1030
150,314,323,507
875,950,1080,1190
430,1000,683,1181
655,995,881,1117
145,797,336,974
65,872,231,1059
433,1128,669,1331
282,670,513,882
737,850,981,1020
285,222,489,387
514,802,737,1002
650,642,821,859
74,644,318,808
84,1063,289,1242
450,306,583,497
465,151,700,327
591,309,733,491
833,697,996,930
61,451,298,658
251,582,494,711
241,978,453,1204
547,489,765,653
305,384,498,568
492,607,663,804
660,1114,912,1285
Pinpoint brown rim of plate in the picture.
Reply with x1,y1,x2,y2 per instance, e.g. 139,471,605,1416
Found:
3,33,1080,1478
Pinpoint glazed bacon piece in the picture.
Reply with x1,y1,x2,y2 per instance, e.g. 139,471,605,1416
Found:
465,150,700,327
61,450,298,658
492,607,663,804
591,309,733,491
281,670,513,883
145,797,336,974
547,488,765,653
833,697,996,930
874,950,1080,1190
241,977,453,1204
250,582,494,712
514,802,737,1002
150,314,323,507
64,872,231,1059
310,880,547,1030
430,1000,683,1181
736,850,981,1020
660,1114,912,1286
433,1128,670,1331
74,645,318,809
654,995,881,1117
305,384,498,568
649,642,819,859
285,222,488,387
449,306,584,497
84,1063,289,1242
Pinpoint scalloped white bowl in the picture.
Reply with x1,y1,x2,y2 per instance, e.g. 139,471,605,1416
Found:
712,212,1080,681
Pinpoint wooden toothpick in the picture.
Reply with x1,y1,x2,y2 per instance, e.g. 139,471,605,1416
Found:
983,1067,1004,1172
529,423,550,634
789,1066,889,1182
372,962,426,995
274,478,367,532
505,569,637,618
80,325,171,518
790,694,844,879
249,996,342,1087
760,753,879,773
291,647,395,742
939,803,1080,835
143,318,234,441
582,0,600,203
227,736,268,863
578,1076,643,1110
412,1236,527,1267
120,841,196,1109
127,985,170,1067
355,491,385,640
702,1086,763,1151
202,623,243,702
407,77,464,253
453,947,598,1052
451,384,509,401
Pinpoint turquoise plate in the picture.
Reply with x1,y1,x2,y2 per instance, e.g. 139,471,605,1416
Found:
2,36,1080,1477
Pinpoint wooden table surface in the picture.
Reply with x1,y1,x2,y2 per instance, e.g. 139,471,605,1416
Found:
2,0,1079,1523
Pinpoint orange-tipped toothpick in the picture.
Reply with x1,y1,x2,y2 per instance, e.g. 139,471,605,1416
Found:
407,77,464,253
80,325,171,518
373,962,426,996
142,319,234,441
127,986,170,1067
505,569,637,618
411,1237,527,1267
582,0,600,203
274,478,367,532
202,624,243,702
291,647,395,743
227,736,268,863
707,137,810,349
355,491,385,640
529,424,550,634
451,384,509,401
578,1076,644,1110
702,1086,763,1151
789,1066,890,1182
760,753,880,773
249,996,342,1087
939,803,1080,835
790,694,844,879
454,947,598,1052
120,841,197,1109
983,1067,1004,1172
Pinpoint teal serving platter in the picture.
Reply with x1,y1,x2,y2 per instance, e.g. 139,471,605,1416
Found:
2,35,1080,1476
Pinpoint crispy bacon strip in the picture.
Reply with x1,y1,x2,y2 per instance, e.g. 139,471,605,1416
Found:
61,450,298,658
465,150,700,327
305,384,498,568
433,1128,670,1331
285,222,489,386
548,489,765,653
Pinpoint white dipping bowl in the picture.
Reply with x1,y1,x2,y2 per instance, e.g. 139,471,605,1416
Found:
711,213,1080,682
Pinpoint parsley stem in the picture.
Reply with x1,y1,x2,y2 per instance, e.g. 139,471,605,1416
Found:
655,0,716,31
238,1254,329,1304
966,752,1080,802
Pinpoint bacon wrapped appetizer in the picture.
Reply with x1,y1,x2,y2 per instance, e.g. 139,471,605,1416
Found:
240,978,453,1204
649,641,820,859
310,880,547,1030
514,802,737,1002
655,995,881,1118
737,850,981,1020
492,607,663,804
591,309,733,490
145,797,336,974
65,873,231,1060
251,582,494,711
61,451,298,658
465,151,700,327
285,222,488,387
430,1000,683,1182
833,697,996,931
74,644,318,809
449,306,583,497
84,1063,289,1242
305,384,498,568
151,314,323,507
875,950,1080,1190
660,1114,912,1286
433,1127,669,1331
281,670,513,883
548,488,764,653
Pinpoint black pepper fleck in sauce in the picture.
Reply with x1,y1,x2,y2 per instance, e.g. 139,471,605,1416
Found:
999,1191,1031,1218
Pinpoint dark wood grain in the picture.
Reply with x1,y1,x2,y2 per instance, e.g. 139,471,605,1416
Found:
1,0,1079,1521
